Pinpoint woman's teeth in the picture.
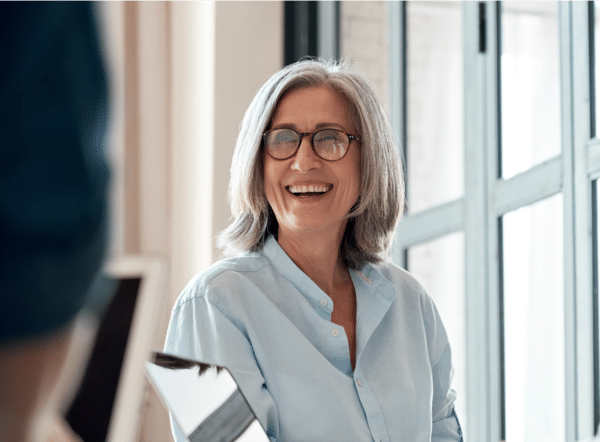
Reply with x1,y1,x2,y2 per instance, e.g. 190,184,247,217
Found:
288,185,330,194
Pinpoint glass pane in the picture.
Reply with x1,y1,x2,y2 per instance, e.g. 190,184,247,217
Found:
594,180,600,432
407,232,467,435
595,2,600,137
502,194,564,441
407,1,464,213
501,2,561,178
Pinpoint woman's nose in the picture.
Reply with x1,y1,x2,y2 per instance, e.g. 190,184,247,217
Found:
290,137,320,172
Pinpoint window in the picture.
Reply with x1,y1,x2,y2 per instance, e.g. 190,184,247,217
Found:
500,2,561,178
406,2,464,212
321,2,600,440
501,194,565,441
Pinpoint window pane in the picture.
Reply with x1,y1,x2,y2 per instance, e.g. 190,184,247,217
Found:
594,180,600,431
502,194,564,441
501,2,561,178
406,1,463,213
595,1,600,137
407,232,466,435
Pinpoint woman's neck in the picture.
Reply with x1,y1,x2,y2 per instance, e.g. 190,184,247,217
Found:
276,223,350,295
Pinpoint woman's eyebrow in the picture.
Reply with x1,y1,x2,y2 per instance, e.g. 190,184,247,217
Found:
271,122,347,131
314,122,346,131
271,123,298,130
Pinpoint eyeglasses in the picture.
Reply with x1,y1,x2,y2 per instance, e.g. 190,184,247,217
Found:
263,128,360,161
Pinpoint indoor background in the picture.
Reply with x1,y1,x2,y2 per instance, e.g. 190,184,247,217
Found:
94,2,600,441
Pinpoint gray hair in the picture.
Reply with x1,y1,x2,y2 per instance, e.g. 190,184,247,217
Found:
217,59,404,269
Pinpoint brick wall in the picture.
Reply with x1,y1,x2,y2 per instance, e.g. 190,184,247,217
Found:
340,1,390,113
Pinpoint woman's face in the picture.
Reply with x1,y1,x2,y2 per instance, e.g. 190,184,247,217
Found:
263,85,361,238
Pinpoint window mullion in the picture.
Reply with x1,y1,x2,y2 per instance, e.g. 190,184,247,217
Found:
569,2,595,440
560,4,578,441
317,1,340,61
388,1,407,267
463,2,492,441
484,3,503,441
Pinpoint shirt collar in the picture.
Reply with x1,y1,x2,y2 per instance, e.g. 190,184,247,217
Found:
261,234,396,311
262,234,332,313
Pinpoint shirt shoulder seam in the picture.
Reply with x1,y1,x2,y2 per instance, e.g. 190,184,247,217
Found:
172,257,271,309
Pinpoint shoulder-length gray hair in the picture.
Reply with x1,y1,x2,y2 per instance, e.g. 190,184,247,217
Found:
217,58,404,269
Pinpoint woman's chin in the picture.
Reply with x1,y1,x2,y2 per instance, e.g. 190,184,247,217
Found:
278,217,347,238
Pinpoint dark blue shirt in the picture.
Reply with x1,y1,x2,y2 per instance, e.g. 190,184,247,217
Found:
0,2,111,344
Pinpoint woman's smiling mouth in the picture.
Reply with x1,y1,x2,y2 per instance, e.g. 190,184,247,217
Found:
286,184,333,196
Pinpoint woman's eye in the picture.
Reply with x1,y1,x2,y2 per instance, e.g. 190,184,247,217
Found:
274,132,296,143
316,131,341,143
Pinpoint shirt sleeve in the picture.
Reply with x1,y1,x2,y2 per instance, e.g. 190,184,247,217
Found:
164,294,280,442
422,295,464,442
431,346,463,441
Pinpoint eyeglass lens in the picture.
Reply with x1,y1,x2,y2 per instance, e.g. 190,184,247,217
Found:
265,129,349,161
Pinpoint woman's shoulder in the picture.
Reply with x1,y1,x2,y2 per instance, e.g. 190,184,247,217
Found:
366,260,429,300
369,261,448,350
173,252,271,308
364,260,442,319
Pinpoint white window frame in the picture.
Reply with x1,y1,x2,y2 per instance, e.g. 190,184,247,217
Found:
384,2,598,441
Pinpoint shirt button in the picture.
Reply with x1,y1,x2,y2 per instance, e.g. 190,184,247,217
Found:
320,298,327,306
356,378,362,386
331,328,339,336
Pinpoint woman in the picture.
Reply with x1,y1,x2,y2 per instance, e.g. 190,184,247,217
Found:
165,59,462,442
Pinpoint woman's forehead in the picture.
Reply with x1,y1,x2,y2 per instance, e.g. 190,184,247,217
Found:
270,85,358,133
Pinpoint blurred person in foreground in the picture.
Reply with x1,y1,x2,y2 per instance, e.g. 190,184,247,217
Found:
165,59,463,441
0,3,111,441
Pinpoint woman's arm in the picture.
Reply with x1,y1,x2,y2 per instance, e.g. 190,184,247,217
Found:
431,345,463,441
164,295,279,442
423,295,464,442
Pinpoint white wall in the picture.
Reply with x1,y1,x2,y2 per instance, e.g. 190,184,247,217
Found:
98,2,283,440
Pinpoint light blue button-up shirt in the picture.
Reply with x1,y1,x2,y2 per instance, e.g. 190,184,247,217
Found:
164,235,463,442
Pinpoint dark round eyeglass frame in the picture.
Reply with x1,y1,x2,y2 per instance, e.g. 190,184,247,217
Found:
262,128,360,161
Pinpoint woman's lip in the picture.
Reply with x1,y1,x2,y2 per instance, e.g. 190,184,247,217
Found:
285,185,333,196
286,182,333,188
286,184,333,194
286,189,330,198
